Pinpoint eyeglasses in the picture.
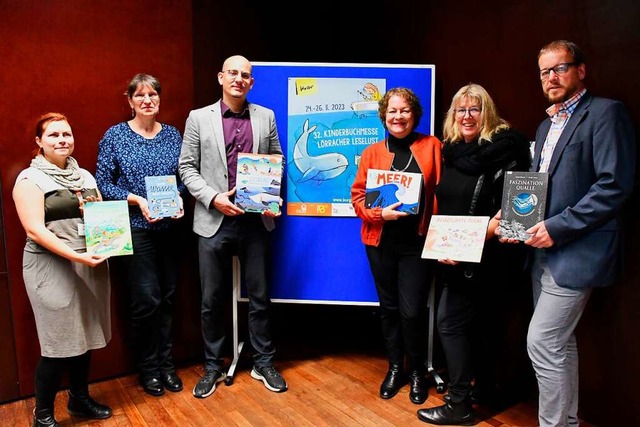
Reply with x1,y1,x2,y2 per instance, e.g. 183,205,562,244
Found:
223,69,252,80
455,107,481,117
133,93,159,102
539,62,576,80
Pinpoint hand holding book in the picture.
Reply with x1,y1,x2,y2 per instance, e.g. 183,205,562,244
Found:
381,201,410,221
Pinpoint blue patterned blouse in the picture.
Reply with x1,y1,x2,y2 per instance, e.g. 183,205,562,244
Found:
96,121,185,230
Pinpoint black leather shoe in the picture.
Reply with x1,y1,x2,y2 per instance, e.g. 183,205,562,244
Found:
380,363,404,399
417,399,475,425
409,370,428,404
67,391,112,419
161,371,183,392
33,408,59,427
140,377,165,396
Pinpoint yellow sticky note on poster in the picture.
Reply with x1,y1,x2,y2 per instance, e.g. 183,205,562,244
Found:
294,78,317,96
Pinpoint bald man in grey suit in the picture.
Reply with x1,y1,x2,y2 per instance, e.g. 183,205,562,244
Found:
179,55,287,398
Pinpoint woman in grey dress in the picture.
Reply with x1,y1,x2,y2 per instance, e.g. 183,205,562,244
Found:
13,112,113,427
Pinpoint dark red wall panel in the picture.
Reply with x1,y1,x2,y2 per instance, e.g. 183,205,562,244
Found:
0,0,195,398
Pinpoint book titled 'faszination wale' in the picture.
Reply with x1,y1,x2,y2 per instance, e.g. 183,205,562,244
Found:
365,169,423,214
499,171,548,241
235,153,284,214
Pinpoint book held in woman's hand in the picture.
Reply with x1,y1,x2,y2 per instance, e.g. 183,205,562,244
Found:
145,175,180,218
365,169,422,214
84,200,133,257
422,215,490,263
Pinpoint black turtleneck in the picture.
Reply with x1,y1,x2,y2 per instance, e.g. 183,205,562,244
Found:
383,132,422,242
387,132,421,174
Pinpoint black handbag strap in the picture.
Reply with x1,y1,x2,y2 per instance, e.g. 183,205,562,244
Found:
468,174,485,215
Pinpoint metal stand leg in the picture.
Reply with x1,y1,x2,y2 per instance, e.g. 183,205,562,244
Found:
225,256,244,386
427,276,445,393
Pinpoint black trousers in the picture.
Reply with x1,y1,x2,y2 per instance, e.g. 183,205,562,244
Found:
122,227,179,379
436,265,507,403
198,215,275,371
365,233,431,371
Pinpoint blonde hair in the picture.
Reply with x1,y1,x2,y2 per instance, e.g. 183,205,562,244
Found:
442,83,509,144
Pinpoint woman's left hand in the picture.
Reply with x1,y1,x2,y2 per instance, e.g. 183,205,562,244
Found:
130,193,162,223
171,196,185,220
381,201,409,221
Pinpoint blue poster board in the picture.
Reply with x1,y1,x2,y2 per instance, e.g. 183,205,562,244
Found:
250,62,435,305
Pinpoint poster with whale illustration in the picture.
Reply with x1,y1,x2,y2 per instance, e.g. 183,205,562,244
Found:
287,77,386,217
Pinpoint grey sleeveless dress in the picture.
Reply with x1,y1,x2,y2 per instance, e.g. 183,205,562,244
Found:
15,167,111,357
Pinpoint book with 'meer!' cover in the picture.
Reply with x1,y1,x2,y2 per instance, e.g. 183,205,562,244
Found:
145,175,180,219
234,153,284,214
365,169,422,214
498,171,549,241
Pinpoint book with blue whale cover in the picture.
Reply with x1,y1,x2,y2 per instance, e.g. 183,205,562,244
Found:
498,171,548,241
145,175,180,219
364,169,422,214
235,153,284,214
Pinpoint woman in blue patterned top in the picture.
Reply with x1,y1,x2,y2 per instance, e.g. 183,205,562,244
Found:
96,73,185,397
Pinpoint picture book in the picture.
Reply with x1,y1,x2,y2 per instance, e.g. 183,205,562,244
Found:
365,169,422,214
498,171,548,241
145,175,180,219
421,215,490,263
84,200,134,257
235,153,284,214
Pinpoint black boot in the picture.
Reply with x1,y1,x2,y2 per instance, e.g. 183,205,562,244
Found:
380,362,404,399
33,408,59,427
417,397,475,425
67,390,113,419
408,370,428,404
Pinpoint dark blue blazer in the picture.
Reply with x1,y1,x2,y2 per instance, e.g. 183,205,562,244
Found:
532,92,635,288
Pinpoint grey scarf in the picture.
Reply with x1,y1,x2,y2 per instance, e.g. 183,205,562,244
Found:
30,154,85,191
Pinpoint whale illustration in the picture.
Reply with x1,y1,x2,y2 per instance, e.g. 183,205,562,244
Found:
293,119,348,183
249,192,281,205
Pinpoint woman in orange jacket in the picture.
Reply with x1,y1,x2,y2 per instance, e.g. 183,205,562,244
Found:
351,87,441,405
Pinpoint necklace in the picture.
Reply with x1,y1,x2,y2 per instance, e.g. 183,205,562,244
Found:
386,138,414,172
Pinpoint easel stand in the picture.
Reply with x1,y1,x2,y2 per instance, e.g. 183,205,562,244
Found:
428,276,445,393
223,258,444,392
224,256,244,386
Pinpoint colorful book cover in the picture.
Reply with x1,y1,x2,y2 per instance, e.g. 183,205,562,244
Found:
235,153,284,214
422,215,490,263
145,175,180,219
364,169,422,214
499,171,548,241
84,200,134,257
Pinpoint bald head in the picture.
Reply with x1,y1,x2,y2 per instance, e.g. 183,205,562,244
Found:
222,55,252,73
218,54,254,110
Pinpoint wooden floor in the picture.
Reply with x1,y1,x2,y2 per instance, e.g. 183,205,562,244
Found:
0,349,550,427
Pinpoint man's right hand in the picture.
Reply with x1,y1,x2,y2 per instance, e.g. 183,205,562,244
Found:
212,187,245,216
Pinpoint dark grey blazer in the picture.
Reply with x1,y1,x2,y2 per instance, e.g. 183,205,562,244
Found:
532,92,635,288
178,100,283,238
